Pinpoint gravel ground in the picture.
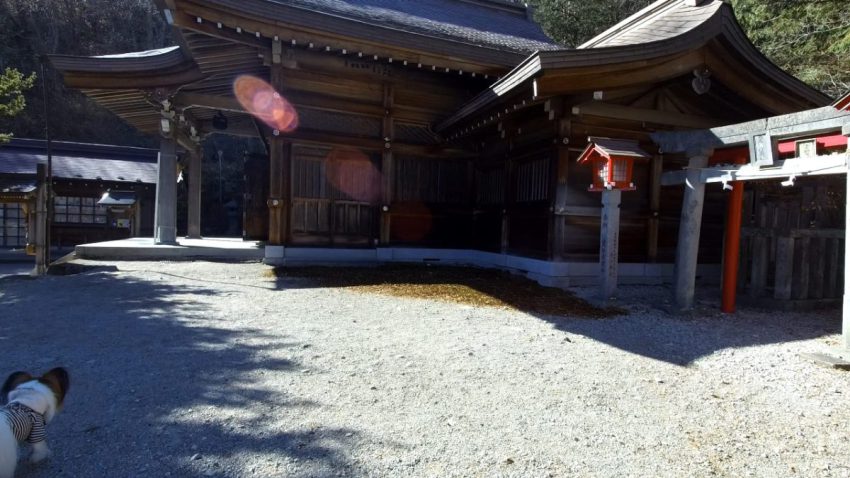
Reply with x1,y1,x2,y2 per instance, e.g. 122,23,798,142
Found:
1,260,848,478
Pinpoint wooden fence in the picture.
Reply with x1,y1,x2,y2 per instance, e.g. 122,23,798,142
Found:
739,227,844,301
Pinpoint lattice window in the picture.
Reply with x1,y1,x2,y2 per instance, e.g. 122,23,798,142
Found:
0,204,26,247
54,196,107,224
515,157,550,202
476,167,505,205
395,156,470,204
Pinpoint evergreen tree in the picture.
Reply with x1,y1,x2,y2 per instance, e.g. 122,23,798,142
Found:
529,0,849,98
0,67,35,142
729,0,849,98
529,0,653,48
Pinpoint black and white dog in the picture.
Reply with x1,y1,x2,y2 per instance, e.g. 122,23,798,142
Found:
0,368,69,478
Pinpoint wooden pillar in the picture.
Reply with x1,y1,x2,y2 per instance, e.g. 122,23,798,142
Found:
267,136,290,245
551,116,570,260
186,145,202,239
841,124,850,352
154,134,178,245
267,56,292,246
673,153,710,310
380,84,394,245
32,164,48,276
721,181,745,312
599,189,622,298
501,157,514,254
647,155,663,262
500,122,515,254
133,200,143,238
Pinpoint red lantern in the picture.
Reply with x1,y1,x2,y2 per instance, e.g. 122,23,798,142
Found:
577,137,651,192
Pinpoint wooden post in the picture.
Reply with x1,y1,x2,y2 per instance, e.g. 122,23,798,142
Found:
154,134,178,245
32,164,48,276
267,59,292,246
267,137,290,245
749,194,769,297
501,122,515,254
774,236,794,300
721,181,745,312
841,124,850,352
133,202,142,238
552,117,570,260
647,155,663,262
501,156,513,254
186,145,202,239
673,153,710,310
380,83,394,245
599,189,622,298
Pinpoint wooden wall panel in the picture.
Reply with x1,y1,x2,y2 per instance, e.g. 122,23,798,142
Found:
514,156,550,203
475,166,505,205
289,145,378,245
394,156,471,204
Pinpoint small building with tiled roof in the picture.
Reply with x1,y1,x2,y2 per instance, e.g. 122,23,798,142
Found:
0,139,158,247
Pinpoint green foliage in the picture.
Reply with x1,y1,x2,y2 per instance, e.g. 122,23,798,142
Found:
0,0,171,146
529,0,849,98
528,0,653,48
728,0,849,98
0,67,35,142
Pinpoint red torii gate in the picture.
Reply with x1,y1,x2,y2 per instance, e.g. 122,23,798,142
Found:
653,104,850,355
710,134,849,313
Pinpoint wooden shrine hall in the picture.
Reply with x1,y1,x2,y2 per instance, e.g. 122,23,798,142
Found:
50,0,835,299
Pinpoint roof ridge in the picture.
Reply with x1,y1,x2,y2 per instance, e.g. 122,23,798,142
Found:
457,0,529,15
579,0,686,49
6,138,158,158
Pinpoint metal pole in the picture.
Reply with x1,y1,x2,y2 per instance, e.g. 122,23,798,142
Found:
40,59,52,267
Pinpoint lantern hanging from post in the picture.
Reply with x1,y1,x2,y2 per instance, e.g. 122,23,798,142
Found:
577,136,651,191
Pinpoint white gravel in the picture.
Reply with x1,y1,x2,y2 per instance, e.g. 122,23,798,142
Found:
1,260,848,478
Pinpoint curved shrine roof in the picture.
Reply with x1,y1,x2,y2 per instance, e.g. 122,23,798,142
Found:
579,0,722,49
437,0,830,133
264,0,559,53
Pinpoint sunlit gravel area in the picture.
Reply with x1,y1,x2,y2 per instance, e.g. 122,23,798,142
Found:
1,260,847,478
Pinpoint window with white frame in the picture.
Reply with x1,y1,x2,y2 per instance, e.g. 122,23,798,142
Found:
0,203,26,247
54,196,107,224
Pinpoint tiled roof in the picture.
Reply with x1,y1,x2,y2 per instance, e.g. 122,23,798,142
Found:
579,0,722,49
98,190,138,206
587,137,652,159
835,92,850,111
269,0,559,53
0,178,37,194
0,139,158,184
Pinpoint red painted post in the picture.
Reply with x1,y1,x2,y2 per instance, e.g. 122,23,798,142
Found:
721,181,744,313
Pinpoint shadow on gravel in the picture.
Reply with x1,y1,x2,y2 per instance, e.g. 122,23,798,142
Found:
1,269,358,478
551,306,841,366
271,265,840,367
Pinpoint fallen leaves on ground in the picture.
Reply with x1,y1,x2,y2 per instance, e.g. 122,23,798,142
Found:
272,265,625,318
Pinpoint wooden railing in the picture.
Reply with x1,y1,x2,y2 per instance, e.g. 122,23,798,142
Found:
291,198,375,237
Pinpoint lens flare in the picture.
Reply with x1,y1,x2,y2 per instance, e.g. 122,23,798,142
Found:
393,202,433,242
233,75,298,133
326,148,381,204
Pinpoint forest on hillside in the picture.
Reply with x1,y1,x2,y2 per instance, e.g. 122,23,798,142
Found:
0,0,847,146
